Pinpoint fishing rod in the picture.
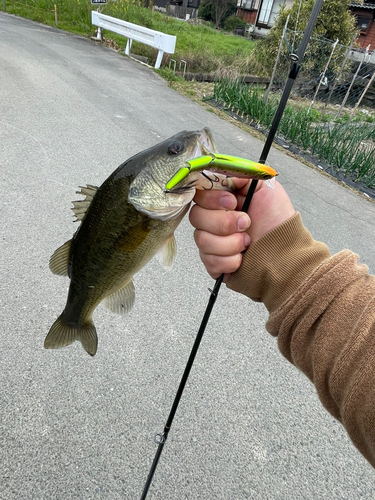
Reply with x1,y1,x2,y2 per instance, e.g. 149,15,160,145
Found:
141,1,324,497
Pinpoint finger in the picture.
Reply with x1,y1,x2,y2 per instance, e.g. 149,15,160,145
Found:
236,179,266,211
194,230,251,256
199,251,243,279
189,205,250,236
193,189,238,211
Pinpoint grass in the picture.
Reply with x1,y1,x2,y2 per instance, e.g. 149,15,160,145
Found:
1,0,257,73
213,78,375,188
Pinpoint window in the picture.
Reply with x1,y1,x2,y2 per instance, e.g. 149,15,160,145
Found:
241,0,257,9
355,14,372,34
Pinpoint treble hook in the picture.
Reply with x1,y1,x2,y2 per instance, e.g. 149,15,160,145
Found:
201,171,220,191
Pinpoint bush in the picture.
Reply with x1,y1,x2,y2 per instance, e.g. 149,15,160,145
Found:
223,14,246,32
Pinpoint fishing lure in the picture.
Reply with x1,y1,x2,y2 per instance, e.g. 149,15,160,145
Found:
165,153,278,191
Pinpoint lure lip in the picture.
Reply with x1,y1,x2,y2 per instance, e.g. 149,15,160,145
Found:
165,153,278,191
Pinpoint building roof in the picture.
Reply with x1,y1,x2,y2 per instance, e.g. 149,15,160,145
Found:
350,2,375,8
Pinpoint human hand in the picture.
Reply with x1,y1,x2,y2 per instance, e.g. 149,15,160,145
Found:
189,179,295,282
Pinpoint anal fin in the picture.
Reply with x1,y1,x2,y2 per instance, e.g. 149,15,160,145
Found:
103,279,135,315
49,240,71,276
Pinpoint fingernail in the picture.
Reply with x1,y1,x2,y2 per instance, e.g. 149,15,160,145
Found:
244,234,251,248
219,194,236,210
238,215,250,230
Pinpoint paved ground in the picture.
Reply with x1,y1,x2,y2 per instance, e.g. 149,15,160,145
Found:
1,12,375,500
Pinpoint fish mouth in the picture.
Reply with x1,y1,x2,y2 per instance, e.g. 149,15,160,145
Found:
166,128,218,194
165,128,217,194
190,128,217,163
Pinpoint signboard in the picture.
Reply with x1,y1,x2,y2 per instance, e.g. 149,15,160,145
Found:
91,0,106,4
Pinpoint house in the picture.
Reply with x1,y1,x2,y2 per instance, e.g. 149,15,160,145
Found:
236,0,293,37
350,2,375,50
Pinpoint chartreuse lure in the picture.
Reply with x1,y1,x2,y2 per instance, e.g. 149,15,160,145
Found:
165,153,278,191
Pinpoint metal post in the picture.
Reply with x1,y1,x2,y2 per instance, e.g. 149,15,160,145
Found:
324,33,356,109
125,39,132,56
335,45,370,119
308,39,338,112
264,15,289,104
351,68,375,115
179,60,187,78
155,50,164,69
169,59,176,73
292,0,303,48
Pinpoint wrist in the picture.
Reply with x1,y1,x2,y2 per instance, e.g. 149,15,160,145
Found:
227,213,331,312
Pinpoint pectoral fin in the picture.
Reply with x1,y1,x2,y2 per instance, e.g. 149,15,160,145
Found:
103,279,135,315
49,240,71,276
156,234,177,270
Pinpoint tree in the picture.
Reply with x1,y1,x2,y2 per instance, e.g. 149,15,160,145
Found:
271,0,359,46
257,0,361,74
199,0,236,28
198,0,215,23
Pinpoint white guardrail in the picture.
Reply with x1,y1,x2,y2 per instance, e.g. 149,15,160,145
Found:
91,11,176,69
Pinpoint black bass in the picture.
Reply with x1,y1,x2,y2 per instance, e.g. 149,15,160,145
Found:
45,129,277,356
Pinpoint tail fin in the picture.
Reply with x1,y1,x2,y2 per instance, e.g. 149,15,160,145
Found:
44,313,98,356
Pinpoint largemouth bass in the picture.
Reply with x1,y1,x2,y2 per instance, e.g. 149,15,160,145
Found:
46,129,276,356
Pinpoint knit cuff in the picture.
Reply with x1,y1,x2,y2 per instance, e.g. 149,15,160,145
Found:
227,212,331,313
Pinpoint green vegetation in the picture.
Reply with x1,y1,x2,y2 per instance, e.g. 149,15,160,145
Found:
273,0,357,46
213,79,375,188
257,0,358,75
223,14,246,32
1,0,256,72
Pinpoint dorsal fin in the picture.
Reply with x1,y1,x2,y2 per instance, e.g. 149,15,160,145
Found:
71,184,98,222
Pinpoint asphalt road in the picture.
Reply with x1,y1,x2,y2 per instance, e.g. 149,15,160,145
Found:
1,12,375,500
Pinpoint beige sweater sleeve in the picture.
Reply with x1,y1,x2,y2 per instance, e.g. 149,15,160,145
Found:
227,212,375,467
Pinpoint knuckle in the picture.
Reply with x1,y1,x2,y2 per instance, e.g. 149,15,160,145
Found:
194,230,208,250
189,205,200,227
233,233,247,253
221,212,239,234
228,253,243,273
203,253,221,273
202,252,242,276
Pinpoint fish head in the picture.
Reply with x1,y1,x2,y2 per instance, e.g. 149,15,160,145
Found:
128,128,217,221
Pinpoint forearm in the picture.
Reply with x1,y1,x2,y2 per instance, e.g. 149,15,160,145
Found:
228,213,375,467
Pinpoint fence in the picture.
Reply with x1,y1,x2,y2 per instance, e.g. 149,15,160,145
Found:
267,27,375,116
165,4,197,20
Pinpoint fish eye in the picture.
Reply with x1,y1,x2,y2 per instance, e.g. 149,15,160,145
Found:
168,142,184,155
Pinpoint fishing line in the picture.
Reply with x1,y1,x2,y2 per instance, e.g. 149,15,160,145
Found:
141,1,324,497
